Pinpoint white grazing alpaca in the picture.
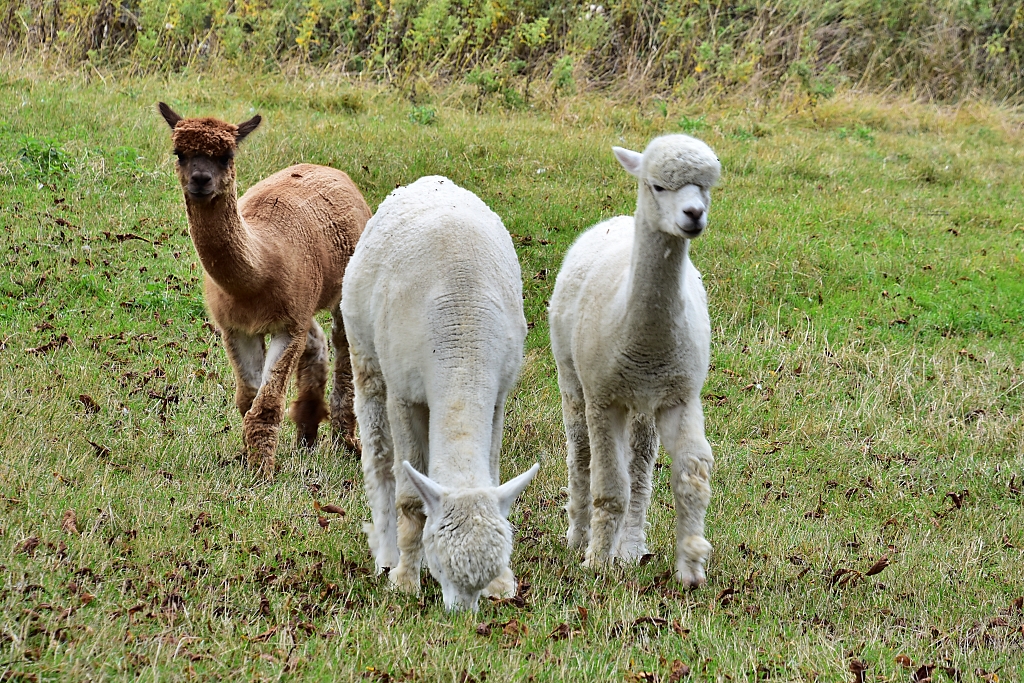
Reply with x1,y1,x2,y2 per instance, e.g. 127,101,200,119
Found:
341,175,539,612
548,134,721,587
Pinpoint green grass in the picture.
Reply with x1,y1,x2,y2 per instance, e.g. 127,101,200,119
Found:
1,64,1023,682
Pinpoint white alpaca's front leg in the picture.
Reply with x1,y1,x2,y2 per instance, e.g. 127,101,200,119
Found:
482,565,516,599
583,402,630,568
389,399,429,594
615,412,658,560
656,401,714,587
354,356,399,573
560,383,592,549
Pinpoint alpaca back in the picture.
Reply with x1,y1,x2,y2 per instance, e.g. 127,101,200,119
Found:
240,163,371,310
342,176,526,479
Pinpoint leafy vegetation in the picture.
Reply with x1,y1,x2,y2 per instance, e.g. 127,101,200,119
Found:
1,65,1023,681
2,0,1024,101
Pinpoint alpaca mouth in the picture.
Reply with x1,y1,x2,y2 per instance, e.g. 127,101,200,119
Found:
681,226,704,238
186,187,215,200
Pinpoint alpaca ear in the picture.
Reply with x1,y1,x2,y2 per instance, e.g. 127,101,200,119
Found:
235,114,262,144
158,102,182,129
402,461,443,516
612,146,643,176
495,463,540,518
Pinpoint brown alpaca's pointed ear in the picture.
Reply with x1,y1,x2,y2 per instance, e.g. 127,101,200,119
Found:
235,114,262,144
158,102,182,129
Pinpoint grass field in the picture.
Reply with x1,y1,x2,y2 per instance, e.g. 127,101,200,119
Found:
1,64,1023,682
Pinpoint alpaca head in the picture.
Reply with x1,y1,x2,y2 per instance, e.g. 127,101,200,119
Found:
613,134,721,239
158,102,262,205
402,461,539,612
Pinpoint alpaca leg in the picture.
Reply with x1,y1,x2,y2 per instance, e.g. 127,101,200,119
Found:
222,328,264,417
354,352,399,573
243,328,306,479
390,400,429,594
290,320,330,447
615,412,658,561
656,401,714,588
482,395,516,599
488,397,506,486
583,402,629,568
560,378,593,550
330,309,360,454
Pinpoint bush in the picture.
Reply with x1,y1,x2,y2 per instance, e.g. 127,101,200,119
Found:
2,0,1022,101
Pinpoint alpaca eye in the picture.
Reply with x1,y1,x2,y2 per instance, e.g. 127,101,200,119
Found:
219,155,232,166
651,184,665,193
174,152,184,164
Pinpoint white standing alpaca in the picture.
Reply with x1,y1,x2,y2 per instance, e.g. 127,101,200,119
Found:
548,134,721,586
341,176,539,612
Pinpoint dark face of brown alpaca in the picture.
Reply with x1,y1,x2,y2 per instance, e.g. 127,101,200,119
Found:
158,102,261,205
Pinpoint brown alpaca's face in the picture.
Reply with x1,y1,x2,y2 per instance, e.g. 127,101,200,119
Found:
157,102,262,205
173,150,235,203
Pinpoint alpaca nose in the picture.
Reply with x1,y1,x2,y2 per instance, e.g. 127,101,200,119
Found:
191,171,212,188
683,206,705,223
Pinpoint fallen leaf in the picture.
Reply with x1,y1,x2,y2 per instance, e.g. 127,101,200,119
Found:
668,660,691,682
321,504,345,515
475,622,492,636
912,664,936,682
190,512,212,534
501,618,527,637
25,333,71,355
633,616,668,630
245,626,278,643
639,553,656,566
942,666,962,682
60,509,80,535
576,605,588,624
317,516,330,529
670,619,690,637
549,623,572,640
624,672,657,683
87,440,111,458
865,555,890,577
15,536,40,556
975,669,999,683
895,655,912,667
849,658,868,683
831,568,860,588
78,394,100,414
946,490,968,509
716,586,736,605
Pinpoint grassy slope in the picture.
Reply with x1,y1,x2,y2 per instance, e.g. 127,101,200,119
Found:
1,66,1023,681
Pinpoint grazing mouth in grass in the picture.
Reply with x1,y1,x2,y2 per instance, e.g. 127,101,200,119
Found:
0,65,1022,682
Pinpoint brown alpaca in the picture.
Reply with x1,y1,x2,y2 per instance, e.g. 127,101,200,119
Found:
159,102,372,479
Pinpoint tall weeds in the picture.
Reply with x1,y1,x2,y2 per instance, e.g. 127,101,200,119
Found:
2,0,1022,101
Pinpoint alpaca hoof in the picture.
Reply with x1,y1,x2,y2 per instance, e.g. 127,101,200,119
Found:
614,539,649,562
342,434,362,456
675,535,712,587
388,565,420,595
674,564,707,588
250,454,277,481
296,426,320,449
244,421,280,480
582,547,615,570
566,525,590,549
482,566,516,599
363,523,400,574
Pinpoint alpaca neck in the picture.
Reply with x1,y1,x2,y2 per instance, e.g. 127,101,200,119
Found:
185,188,266,295
623,195,691,337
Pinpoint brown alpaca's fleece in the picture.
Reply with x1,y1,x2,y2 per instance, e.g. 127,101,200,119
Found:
175,121,371,478
172,118,238,157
